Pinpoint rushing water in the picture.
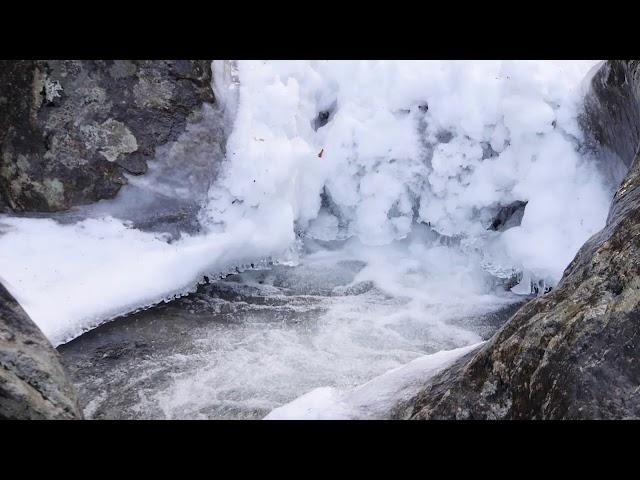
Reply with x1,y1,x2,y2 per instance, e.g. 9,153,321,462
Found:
60,238,525,419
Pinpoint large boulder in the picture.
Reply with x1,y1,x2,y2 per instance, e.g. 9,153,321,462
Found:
392,60,640,420
0,60,214,212
0,282,82,419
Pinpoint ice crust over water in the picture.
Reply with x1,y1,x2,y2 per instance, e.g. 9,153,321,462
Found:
0,60,610,347
0,210,292,345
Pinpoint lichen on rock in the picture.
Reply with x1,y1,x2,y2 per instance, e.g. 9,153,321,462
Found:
0,60,216,212
80,118,139,162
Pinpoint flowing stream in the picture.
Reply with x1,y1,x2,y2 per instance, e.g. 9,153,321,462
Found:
59,236,526,419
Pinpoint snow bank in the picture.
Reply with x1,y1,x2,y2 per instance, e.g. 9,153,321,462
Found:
264,342,482,420
0,208,293,345
202,60,609,284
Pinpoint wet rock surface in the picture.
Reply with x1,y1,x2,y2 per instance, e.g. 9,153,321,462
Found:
581,60,640,187
393,60,640,420
0,282,82,419
487,200,527,232
0,60,215,212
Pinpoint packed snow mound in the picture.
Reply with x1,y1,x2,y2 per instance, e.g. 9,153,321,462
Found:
0,209,293,345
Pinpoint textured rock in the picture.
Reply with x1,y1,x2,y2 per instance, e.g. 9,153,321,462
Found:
393,60,640,420
0,282,82,419
0,60,214,212
581,60,640,186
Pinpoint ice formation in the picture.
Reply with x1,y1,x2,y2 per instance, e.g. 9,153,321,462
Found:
0,60,610,348
202,60,610,286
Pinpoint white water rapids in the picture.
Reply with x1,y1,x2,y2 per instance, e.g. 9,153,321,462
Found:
0,60,613,419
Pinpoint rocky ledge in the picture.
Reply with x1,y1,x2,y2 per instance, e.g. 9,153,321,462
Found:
392,60,640,420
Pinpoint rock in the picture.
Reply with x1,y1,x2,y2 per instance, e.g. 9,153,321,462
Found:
392,60,640,420
580,60,640,187
0,60,214,212
487,200,527,232
0,282,82,419
312,100,337,131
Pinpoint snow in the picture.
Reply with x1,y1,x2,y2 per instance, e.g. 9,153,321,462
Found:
0,209,293,345
264,342,482,420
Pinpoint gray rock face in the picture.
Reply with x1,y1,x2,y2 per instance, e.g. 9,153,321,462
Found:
581,60,640,187
0,282,82,419
393,60,640,420
0,60,214,212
